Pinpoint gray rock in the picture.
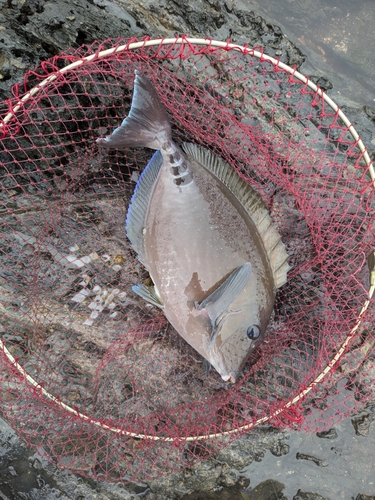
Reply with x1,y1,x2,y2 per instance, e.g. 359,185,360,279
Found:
0,0,305,102
249,479,287,500
293,491,331,500
315,429,338,440
216,428,288,469
351,412,375,437
149,461,223,498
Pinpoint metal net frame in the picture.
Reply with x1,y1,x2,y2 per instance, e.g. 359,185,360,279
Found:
0,36,374,480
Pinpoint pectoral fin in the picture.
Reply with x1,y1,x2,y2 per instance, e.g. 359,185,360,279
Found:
132,284,164,309
195,262,252,330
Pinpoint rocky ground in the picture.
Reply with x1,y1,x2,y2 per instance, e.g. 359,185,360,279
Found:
1,0,375,499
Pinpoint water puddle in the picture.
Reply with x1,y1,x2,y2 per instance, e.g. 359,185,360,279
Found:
236,0,375,107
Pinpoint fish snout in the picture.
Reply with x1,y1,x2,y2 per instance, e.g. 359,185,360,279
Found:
221,373,237,384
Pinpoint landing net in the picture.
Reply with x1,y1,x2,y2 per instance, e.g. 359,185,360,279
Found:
0,36,374,480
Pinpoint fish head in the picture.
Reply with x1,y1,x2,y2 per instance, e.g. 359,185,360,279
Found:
208,308,265,383
193,262,273,383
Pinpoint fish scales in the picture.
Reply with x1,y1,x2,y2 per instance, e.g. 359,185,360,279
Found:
97,71,290,382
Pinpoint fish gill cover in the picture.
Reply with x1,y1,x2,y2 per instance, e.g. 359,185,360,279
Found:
0,36,374,481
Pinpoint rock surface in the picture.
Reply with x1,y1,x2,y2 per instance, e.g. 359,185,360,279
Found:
0,0,305,102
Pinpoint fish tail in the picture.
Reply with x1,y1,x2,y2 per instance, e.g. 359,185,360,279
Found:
96,70,172,150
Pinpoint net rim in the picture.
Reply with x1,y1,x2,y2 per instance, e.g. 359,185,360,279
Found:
0,36,374,443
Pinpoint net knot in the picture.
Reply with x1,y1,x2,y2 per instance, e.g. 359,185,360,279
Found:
272,406,304,427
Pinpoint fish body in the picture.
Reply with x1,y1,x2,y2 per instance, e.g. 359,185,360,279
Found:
97,71,290,382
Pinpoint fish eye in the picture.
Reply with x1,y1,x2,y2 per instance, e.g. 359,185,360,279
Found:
247,325,260,339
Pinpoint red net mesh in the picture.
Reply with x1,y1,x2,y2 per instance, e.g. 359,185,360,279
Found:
0,36,375,480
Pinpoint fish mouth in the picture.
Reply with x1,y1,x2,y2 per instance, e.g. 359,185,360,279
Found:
221,374,237,384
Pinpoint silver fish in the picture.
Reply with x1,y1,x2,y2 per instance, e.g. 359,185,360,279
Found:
97,71,290,383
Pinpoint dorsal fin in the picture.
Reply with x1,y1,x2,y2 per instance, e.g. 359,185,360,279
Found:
125,151,163,262
181,142,290,288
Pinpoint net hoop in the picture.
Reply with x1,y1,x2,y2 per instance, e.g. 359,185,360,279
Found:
0,36,374,443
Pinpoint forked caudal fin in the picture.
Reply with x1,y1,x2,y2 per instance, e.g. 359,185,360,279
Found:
96,71,172,150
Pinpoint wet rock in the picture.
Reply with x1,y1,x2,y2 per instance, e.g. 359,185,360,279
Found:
216,466,240,488
295,453,328,468
0,422,62,499
0,417,141,500
181,488,249,500
181,475,250,500
316,428,338,440
7,464,18,476
269,441,290,457
215,465,250,490
216,428,287,469
149,461,223,499
351,412,375,437
248,479,287,500
0,0,306,103
147,439,265,498
351,354,375,401
338,106,375,147
308,76,333,91
0,0,141,100
293,491,331,500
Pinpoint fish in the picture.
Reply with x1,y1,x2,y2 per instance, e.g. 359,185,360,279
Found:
96,70,290,383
